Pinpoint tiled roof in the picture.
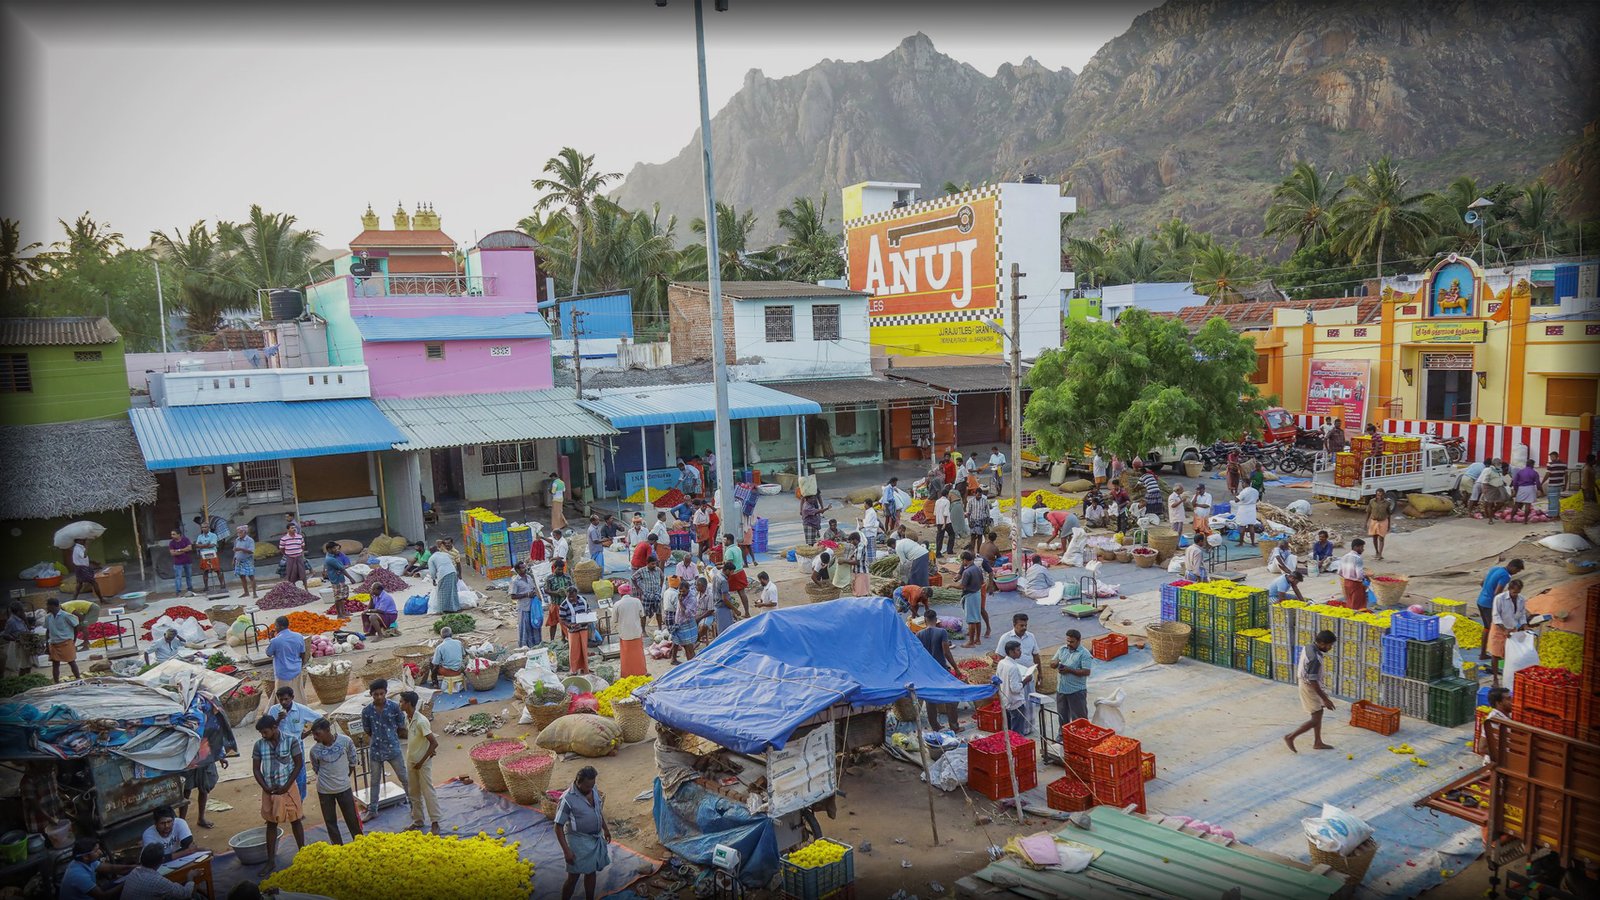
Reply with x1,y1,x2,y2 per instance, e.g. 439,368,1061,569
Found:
886,364,1021,394
349,229,456,248
0,316,120,347
673,281,869,301
1155,297,1381,331
196,328,266,351
384,255,460,274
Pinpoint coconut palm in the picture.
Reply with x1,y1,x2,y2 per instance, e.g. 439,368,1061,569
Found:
53,213,124,263
1189,244,1257,305
531,148,621,296
1,219,45,295
941,180,974,196
1104,237,1168,284
773,196,844,282
1332,157,1435,278
217,206,327,294
1063,236,1107,288
1264,162,1345,252
150,221,252,334
1511,180,1565,258
681,202,774,282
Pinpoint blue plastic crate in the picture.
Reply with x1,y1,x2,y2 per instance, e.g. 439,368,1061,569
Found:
1390,610,1440,641
1380,634,1409,677
1159,598,1178,622
1160,582,1183,607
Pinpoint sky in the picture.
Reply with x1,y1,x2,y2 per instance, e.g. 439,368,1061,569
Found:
2,0,1156,251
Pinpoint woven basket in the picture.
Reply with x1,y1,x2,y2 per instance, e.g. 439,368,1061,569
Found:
805,582,840,603
353,655,400,686
1308,837,1379,884
220,686,260,726
392,645,433,670
1114,548,1133,563
1095,547,1118,562
1132,549,1158,569
1258,538,1281,562
499,749,556,805
793,545,822,558
1561,510,1585,534
573,560,602,593
1370,576,1409,608
309,669,351,705
526,694,568,729
1035,649,1059,694
209,605,245,627
1146,526,1178,560
612,697,652,743
1146,621,1192,665
961,661,996,686
893,696,919,722
466,665,501,692
469,739,524,793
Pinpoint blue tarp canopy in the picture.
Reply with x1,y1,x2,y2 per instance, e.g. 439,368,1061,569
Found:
637,597,994,754
353,313,553,342
129,398,406,469
578,381,821,430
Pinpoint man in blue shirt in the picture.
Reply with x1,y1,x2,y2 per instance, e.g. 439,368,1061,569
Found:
1476,559,1523,660
59,838,133,900
430,627,465,686
261,616,306,716
273,685,320,799
360,678,409,822
1052,629,1094,724
1269,571,1305,603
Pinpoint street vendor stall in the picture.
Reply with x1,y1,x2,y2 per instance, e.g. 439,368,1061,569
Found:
638,597,995,886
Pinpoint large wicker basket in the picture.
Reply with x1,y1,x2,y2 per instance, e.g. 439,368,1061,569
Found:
469,738,524,793
1035,649,1059,694
1308,837,1378,885
612,696,652,743
573,560,602,593
308,669,351,705
393,644,433,669
805,582,840,603
526,693,568,729
499,749,556,805
1146,621,1192,665
465,665,501,692
1370,576,1409,608
892,696,919,723
1132,548,1158,568
961,660,996,686
220,685,260,727
1146,526,1179,560
352,655,400,687
208,605,245,628
1257,538,1281,562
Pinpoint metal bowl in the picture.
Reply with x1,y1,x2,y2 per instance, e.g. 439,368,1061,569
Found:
227,827,282,867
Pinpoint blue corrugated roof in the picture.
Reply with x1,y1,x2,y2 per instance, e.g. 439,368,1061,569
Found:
558,293,633,341
129,399,407,470
579,381,821,429
353,313,552,342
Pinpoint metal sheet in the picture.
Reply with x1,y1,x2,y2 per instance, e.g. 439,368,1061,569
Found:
352,313,553,342
376,389,618,451
579,381,822,429
129,398,406,469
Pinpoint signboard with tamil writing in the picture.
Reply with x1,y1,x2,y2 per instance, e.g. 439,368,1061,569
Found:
1412,321,1488,343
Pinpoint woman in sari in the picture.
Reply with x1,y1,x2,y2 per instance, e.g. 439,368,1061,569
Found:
428,541,460,613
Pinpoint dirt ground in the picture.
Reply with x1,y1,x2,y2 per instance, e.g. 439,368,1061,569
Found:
187,492,1587,898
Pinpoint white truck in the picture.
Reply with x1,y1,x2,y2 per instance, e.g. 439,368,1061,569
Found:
1310,442,1461,506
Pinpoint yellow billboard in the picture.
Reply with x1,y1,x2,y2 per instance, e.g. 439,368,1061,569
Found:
1412,321,1488,343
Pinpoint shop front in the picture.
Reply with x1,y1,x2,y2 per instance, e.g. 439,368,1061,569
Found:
758,375,948,468
885,365,1022,457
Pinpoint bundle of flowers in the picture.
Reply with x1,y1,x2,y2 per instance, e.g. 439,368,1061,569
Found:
260,831,532,900
594,675,653,717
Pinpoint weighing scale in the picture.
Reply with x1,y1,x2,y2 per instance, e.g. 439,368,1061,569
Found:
710,843,744,899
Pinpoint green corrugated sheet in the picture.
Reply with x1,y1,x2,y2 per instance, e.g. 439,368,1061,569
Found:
966,807,1345,900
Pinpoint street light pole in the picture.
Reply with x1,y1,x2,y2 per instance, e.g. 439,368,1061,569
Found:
1008,263,1025,572
150,255,169,353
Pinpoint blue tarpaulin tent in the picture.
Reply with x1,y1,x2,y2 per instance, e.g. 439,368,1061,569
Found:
637,597,995,754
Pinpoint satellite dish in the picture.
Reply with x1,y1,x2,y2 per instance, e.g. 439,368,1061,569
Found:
1463,210,1480,226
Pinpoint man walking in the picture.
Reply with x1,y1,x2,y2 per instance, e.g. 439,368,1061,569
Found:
1137,462,1163,519
1052,630,1093,724
1365,488,1394,561
399,690,442,834
1284,629,1337,753
1542,451,1568,518
359,679,408,823
934,488,956,558
548,471,568,533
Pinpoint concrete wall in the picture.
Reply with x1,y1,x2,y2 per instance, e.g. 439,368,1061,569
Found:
1,341,128,425
126,351,256,390
997,182,1077,359
363,337,553,398
151,366,369,406
730,297,871,380
468,247,540,303
460,439,558,507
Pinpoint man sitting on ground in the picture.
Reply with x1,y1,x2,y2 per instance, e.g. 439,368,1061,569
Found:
429,627,464,687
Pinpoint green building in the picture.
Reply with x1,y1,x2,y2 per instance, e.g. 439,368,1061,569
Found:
0,317,156,583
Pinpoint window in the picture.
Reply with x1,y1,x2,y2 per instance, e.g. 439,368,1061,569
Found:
1250,353,1270,385
834,408,857,437
764,306,794,343
812,304,841,341
425,343,446,360
481,441,539,475
757,417,782,442
223,460,288,502
1546,377,1599,418
74,350,103,362
0,354,30,392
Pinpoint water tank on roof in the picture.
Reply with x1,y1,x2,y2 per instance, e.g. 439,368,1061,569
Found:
174,358,207,374
268,289,305,321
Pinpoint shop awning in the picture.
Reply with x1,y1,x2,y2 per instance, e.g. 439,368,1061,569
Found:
886,364,1020,393
376,390,618,451
758,376,946,408
129,398,406,469
353,313,552,342
579,381,821,430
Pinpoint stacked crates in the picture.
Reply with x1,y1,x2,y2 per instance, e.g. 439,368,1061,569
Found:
509,525,534,564
1427,676,1477,727
1584,585,1600,745
1177,581,1268,669
1250,632,1272,678
1333,451,1360,488
1270,601,1302,684
462,508,513,579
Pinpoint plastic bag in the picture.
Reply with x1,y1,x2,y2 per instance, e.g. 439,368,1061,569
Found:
1537,533,1593,553
403,594,430,615
924,744,968,792
19,562,55,580
1166,557,1185,573
458,588,480,610
1302,803,1373,856
52,520,106,549
1503,631,1540,686
569,692,598,714
535,713,623,757
1091,688,1126,732
1286,499,1312,516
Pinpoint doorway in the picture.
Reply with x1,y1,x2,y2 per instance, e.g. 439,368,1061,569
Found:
1422,354,1474,421
429,448,465,501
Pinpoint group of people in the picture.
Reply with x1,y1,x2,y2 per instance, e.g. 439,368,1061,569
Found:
1461,451,1593,522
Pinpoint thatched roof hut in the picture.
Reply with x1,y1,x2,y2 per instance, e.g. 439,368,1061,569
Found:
0,420,159,520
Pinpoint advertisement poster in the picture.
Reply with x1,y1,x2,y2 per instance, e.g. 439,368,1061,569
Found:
846,194,1001,356
1305,359,1371,433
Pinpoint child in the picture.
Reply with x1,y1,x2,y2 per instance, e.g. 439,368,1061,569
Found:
1312,530,1334,574
1480,687,1512,765
756,571,778,608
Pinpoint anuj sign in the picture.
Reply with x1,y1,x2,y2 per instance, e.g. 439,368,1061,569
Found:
846,193,1001,356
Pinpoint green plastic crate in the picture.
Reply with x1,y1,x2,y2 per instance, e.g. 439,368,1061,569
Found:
1178,607,1195,624
1234,632,1256,655
1196,610,1214,629
1251,655,1271,677
1177,586,1198,609
1406,639,1449,682
1426,676,1476,727
1214,595,1242,618
1231,651,1251,670
1195,644,1214,664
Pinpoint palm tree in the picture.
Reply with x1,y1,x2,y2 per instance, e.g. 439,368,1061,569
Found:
1264,162,1345,251
1511,180,1564,258
150,221,252,334
1333,157,1436,278
1,219,45,295
1063,236,1107,288
682,202,774,282
1104,237,1168,284
531,148,621,296
774,196,844,282
217,206,327,294
1189,244,1257,305
941,180,974,196
53,213,124,263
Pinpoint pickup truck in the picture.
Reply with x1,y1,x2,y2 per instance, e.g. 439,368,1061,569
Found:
1310,442,1459,506
1021,437,1204,477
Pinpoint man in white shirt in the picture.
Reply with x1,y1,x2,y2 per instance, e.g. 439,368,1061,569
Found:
614,588,647,678
1192,484,1213,519
1019,554,1053,600
624,514,649,548
551,530,571,566
933,489,955,558
1166,485,1187,536
648,512,671,544
994,612,1041,669
1337,538,1368,610
1092,451,1107,487
987,447,1007,494
895,533,930,588
996,639,1033,735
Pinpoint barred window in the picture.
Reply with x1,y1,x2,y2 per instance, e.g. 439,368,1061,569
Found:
75,350,103,362
764,306,794,342
812,305,841,341
0,354,30,393
481,441,539,475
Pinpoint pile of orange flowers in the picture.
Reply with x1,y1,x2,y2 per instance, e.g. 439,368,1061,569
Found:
266,611,349,636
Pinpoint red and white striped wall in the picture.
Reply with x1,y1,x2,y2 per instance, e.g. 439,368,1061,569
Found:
1381,418,1592,465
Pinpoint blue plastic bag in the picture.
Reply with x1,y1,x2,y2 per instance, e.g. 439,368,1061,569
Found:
403,593,429,615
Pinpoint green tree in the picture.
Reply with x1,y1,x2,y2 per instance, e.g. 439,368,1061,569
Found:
1333,156,1436,278
773,196,844,282
1188,243,1258,304
1104,236,1168,284
940,180,974,196
1063,236,1108,289
1425,176,1517,260
149,221,251,334
682,202,774,281
1511,180,1566,258
531,147,621,295
217,205,327,296
1264,162,1345,251
1269,238,1365,300
53,213,125,264
1024,308,1266,460
1,219,45,297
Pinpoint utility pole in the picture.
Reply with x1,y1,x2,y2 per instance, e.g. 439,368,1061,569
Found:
1008,263,1025,571
151,256,169,353
572,308,588,516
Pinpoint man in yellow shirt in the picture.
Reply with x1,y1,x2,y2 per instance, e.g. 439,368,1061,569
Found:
61,599,101,650
398,691,442,834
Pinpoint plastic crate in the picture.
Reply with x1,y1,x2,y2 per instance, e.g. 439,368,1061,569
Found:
1251,654,1271,678
1086,736,1141,782
1090,768,1146,813
1512,667,1583,720
1159,599,1178,622
1091,633,1128,661
1514,706,1579,738
1380,634,1409,677
1273,662,1294,684
969,735,1037,779
1349,699,1401,735
974,699,1004,733
1390,610,1440,641
1232,651,1251,670
1177,586,1199,610
1406,639,1449,682
969,765,1038,800
780,840,855,900
1046,776,1095,812
1160,581,1189,608
1195,644,1215,664
1063,719,1113,756
1177,607,1195,624
1140,751,1156,781
1380,674,1429,719
1063,752,1093,784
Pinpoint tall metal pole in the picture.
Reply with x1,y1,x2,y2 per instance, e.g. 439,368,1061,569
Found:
692,0,739,531
151,256,169,353
1008,264,1025,572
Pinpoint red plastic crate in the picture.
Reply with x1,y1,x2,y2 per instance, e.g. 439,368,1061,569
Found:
974,699,1004,733
1086,736,1142,782
1064,751,1093,783
1046,776,1095,812
1512,706,1579,738
1091,633,1129,661
1141,752,1156,782
1091,768,1146,812
968,764,1038,800
968,735,1037,780
1513,667,1583,720
1062,718,1114,756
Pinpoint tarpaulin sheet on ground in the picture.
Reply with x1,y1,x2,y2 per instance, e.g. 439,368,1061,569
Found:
207,779,659,898
652,777,780,887
637,597,995,754
0,675,233,774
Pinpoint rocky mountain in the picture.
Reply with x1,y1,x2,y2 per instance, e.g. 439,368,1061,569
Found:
614,0,1598,249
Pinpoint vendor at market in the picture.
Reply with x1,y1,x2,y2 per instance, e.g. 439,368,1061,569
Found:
61,598,102,651
142,805,203,862
361,586,399,638
429,627,465,686
59,837,135,900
